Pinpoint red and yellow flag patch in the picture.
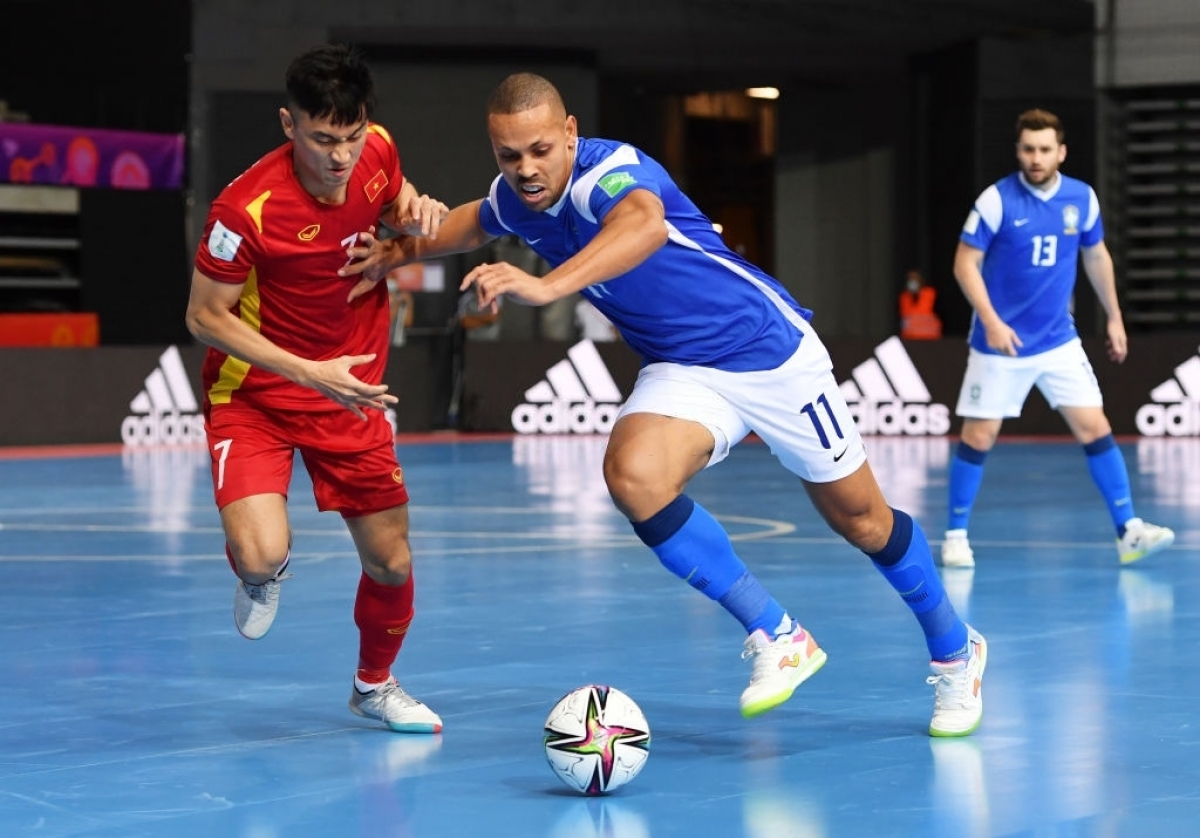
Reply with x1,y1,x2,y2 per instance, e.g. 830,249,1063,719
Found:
364,169,389,203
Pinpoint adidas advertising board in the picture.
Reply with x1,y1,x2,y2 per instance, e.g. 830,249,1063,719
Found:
837,337,951,436
120,345,400,447
4,335,1198,446
1135,346,1200,437
511,340,625,435
122,345,206,447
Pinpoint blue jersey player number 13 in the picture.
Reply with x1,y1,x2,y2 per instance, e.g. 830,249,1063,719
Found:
941,107,1174,570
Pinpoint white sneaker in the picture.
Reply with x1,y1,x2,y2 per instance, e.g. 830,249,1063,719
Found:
941,529,975,568
349,678,443,734
233,567,293,640
927,625,986,737
740,621,827,718
1117,518,1175,565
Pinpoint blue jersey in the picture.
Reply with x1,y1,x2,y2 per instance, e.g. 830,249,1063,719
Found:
477,137,812,371
960,171,1104,356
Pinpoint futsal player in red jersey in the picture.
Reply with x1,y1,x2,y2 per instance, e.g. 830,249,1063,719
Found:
185,43,447,733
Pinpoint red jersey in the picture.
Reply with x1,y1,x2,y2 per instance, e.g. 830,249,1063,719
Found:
194,125,403,411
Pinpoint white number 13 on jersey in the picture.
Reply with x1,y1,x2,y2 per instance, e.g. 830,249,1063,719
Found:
1031,234,1058,266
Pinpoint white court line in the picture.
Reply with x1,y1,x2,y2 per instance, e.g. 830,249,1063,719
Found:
0,514,793,538
0,505,596,517
0,514,796,561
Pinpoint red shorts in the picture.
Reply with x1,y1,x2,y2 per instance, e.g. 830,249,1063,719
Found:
204,401,409,517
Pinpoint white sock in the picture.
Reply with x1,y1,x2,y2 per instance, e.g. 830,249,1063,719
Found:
772,613,795,638
355,675,390,694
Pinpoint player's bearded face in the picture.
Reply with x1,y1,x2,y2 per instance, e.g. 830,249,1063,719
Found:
282,107,369,197
1016,128,1065,186
488,104,578,213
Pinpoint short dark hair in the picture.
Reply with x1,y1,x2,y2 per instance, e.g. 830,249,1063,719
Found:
285,43,376,126
1016,109,1064,144
487,72,565,117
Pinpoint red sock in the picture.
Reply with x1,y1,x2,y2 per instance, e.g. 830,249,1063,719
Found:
354,571,414,685
225,543,237,575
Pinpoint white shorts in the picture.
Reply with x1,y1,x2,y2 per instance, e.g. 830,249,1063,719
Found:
616,319,867,483
955,338,1104,419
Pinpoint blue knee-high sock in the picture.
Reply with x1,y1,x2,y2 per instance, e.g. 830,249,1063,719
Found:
632,495,787,635
948,442,988,531
1084,434,1135,535
869,509,969,662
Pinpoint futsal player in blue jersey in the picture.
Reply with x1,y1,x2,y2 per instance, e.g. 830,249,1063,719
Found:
341,72,986,736
942,108,1174,568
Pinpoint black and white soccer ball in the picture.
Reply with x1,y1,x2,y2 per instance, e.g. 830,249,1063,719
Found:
543,684,651,795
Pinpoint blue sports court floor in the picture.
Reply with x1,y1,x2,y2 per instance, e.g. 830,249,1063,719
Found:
1,433,1197,837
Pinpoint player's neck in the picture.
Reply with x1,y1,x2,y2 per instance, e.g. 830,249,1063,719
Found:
1019,170,1059,193
307,182,349,206
312,188,348,206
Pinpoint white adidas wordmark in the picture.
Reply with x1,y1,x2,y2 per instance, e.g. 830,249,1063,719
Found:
512,339,624,434
837,336,950,436
122,345,206,447
1136,345,1200,437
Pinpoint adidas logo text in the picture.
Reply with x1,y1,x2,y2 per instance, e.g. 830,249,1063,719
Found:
512,339,624,435
1136,346,1200,437
122,346,205,447
839,336,950,436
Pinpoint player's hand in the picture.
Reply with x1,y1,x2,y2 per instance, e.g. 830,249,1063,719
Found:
302,353,397,420
341,229,403,302
462,261,554,307
398,193,449,239
1106,319,1128,363
982,319,1022,356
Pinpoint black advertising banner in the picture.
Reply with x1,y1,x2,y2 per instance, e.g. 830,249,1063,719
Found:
458,335,1200,439
1,335,1197,447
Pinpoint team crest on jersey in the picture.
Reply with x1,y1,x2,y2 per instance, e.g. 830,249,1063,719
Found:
207,220,243,262
364,169,389,203
598,171,637,197
1062,204,1080,235
297,224,320,241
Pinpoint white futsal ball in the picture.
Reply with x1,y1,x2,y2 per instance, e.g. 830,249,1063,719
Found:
543,684,651,795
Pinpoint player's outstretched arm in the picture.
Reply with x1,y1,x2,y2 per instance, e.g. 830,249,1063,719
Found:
379,179,449,240
185,268,395,419
342,199,494,302
953,241,1022,356
466,189,667,308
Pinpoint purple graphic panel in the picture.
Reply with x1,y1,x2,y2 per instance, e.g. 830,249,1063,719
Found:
0,122,185,189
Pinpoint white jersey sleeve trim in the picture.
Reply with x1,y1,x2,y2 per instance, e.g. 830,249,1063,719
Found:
973,185,1003,234
570,144,642,224
664,222,809,331
1083,186,1101,233
486,175,515,233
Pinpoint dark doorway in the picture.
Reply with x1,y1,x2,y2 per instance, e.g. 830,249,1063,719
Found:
678,91,777,274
